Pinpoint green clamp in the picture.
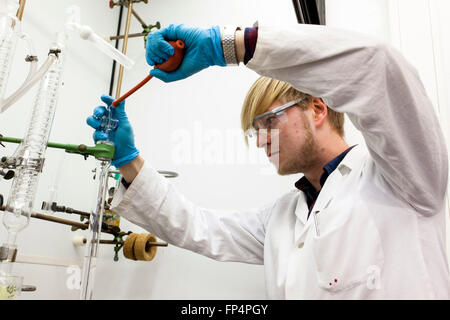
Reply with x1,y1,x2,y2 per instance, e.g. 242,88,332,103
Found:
0,136,115,161
114,244,121,262
112,231,128,262
143,21,161,46
64,143,115,161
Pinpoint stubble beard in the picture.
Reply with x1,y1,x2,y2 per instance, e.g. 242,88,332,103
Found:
277,118,319,176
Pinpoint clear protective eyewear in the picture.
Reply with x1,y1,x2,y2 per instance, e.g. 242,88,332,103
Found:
245,98,304,138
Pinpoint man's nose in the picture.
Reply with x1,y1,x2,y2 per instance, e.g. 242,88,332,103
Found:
256,129,270,148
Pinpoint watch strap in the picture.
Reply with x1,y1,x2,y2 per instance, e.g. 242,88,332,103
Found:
221,25,241,66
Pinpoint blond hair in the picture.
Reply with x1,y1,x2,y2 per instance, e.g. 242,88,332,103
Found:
241,77,344,144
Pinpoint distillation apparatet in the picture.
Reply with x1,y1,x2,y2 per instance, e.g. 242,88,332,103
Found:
0,31,66,276
0,4,135,299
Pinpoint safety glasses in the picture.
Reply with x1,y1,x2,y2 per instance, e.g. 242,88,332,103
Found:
245,98,304,138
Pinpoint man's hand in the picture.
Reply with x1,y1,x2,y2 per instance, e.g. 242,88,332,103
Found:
86,94,139,168
146,24,226,82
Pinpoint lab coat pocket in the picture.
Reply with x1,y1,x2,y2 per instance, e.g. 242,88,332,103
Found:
312,209,384,294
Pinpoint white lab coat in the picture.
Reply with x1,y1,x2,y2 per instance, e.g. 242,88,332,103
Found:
111,24,450,299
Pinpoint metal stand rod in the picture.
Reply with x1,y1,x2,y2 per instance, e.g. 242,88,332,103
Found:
131,8,147,27
115,0,133,99
99,239,167,246
16,0,26,20
41,201,91,217
32,212,87,230
12,0,26,28
0,207,167,246
109,5,124,96
0,206,115,235
110,32,148,41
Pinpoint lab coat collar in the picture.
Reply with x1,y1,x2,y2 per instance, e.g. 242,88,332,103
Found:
294,144,366,226
336,144,366,177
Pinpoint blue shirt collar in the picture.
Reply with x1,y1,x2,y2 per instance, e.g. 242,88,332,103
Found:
295,145,356,193
294,145,356,218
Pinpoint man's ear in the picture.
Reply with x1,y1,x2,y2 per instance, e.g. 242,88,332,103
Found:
311,97,328,128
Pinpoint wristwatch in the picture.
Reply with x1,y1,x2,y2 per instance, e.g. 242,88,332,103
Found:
221,25,241,66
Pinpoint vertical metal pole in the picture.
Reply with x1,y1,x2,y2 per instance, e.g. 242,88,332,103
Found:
109,5,124,96
115,0,133,99
16,0,26,20
12,0,26,28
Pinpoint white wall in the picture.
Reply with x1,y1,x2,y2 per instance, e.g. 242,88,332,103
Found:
1,0,448,300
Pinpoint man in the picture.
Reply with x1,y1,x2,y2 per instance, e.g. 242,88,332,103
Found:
87,23,450,299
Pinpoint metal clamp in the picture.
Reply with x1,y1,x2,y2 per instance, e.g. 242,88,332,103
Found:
0,246,17,262
0,156,19,169
0,246,8,261
21,285,36,292
109,0,148,8
48,48,61,58
0,168,14,180
0,156,45,171
25,55,38,62
19,157,45,172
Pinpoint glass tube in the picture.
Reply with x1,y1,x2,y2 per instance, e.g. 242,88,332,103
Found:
0,8,45,114
100,106,118,144
65,4,134,70
1,53,55,113
42,151,66,214
80,104,116,299
80,159,110,300
0,13,19,103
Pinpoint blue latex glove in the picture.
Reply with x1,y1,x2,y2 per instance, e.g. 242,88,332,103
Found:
86,94,139,168
146,24,226,82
